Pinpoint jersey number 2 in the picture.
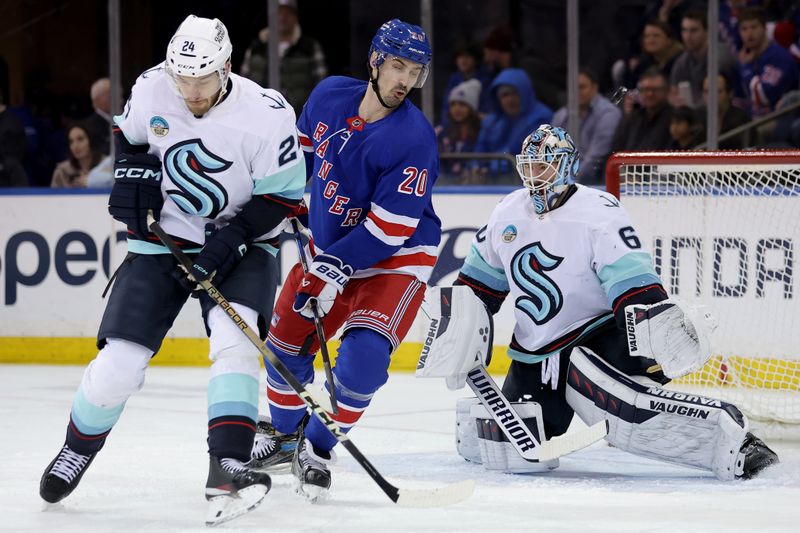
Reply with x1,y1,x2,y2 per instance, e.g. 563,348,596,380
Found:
398,167,428,196
278,135,298,166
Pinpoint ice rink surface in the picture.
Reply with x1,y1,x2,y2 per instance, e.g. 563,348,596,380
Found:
2,364,799,533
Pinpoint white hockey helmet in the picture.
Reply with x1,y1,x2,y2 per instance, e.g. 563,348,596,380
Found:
516,124,580,214
165,15,232,102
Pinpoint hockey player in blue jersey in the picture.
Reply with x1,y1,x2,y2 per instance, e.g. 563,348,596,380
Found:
418,124,778,481
38,15,305,524
250,19,441,501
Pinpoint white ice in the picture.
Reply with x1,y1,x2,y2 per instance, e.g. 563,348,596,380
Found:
2,364,799,532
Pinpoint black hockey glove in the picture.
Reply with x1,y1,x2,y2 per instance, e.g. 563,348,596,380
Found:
108,153,164,237
184,223,248,289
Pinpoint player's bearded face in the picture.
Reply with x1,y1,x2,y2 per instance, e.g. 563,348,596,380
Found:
174,71,224,115
376,56,423,107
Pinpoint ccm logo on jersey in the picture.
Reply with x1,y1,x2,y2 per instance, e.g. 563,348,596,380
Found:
114,168,162,181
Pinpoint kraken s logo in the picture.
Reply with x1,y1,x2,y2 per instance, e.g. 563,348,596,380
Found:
163,139,232,219
511,242,564,325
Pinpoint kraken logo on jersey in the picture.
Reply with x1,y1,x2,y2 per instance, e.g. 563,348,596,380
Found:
163,139,232,219
511,242,564,325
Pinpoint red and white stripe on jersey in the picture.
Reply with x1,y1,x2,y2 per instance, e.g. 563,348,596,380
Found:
344,277,424,348
266,384,306,411
268,331,305,356
363,202,419,246
354,245,438,283
298,131,314,153
329,400,367,429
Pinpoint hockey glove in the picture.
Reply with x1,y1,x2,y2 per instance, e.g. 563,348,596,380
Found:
624,299,718,378
287,199,309,233
108,153,164,237
293,253,352,320
186,223,248,287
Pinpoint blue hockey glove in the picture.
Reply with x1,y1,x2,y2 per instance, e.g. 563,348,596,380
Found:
293,253,353,320
108,153,164,237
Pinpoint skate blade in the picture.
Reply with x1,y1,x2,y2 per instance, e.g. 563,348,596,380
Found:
292,477,329,504
205,484,269,527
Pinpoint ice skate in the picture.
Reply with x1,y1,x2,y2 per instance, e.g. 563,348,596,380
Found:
291,434,335,503
737,433,779,479
205,455,271,526
251,424,299,473
39,444,96,504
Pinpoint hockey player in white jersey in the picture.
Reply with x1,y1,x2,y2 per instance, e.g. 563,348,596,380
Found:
418,124,778,480
38,15,305,525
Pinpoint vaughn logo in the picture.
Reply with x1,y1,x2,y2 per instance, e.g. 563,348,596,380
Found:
647,388,723,407
625,309,638,352
649,401,710,419
416,318,439,370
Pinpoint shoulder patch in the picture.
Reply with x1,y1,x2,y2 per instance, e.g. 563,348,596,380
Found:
149,116,169,137
501,225,518,243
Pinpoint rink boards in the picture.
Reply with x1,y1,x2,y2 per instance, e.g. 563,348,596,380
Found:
0,189,515,372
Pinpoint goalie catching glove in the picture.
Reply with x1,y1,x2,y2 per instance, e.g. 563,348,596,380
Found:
293,253,353,320
625,299,718,378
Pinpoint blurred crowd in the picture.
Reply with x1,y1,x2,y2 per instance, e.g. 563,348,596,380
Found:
2,0,800,189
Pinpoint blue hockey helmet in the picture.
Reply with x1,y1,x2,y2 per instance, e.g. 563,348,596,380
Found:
369,19,432,88
516,124,580,214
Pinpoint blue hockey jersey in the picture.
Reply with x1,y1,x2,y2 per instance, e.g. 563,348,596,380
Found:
297,76,441,282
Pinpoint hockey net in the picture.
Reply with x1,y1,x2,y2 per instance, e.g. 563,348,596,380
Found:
606,151,800,439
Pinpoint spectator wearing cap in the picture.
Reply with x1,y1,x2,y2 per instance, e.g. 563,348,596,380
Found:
439,43,492,128
438,79,482,181
552,67,621,185
483,25,516,81
474,68,553,176
240,0,327,116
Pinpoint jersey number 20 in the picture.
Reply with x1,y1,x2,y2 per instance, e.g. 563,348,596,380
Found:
398,167,428,197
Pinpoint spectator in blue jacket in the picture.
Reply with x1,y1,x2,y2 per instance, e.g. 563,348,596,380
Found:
474,68,553,176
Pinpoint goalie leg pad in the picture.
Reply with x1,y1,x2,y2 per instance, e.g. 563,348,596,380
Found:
471,402,559,473
566,347,749,480
455,398,558,472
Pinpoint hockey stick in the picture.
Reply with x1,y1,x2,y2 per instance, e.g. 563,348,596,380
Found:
467,365,608,462
289,218,338,415
148,214,474,507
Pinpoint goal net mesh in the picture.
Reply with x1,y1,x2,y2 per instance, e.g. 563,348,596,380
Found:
608,152,800,438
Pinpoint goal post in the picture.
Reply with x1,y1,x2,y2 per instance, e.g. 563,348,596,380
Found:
606,150,800,439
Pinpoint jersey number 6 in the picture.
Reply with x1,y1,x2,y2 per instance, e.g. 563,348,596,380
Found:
398,166,428,197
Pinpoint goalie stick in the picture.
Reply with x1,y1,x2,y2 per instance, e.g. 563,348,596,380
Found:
148,214,474,507
290,218,339,415
467,365,608,462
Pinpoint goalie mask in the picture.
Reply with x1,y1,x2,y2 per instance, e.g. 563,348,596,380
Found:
165,15,232,110
516,124,580,214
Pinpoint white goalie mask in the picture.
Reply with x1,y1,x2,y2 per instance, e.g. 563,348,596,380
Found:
165,15,232,107
516,124,580,214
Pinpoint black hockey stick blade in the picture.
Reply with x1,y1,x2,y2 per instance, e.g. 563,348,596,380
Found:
147,213,474,507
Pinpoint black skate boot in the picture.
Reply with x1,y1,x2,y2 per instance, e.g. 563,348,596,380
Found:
737,432,779,479
251,416,299,472
205,456,272,526
292,434,335,502
39,444,96,503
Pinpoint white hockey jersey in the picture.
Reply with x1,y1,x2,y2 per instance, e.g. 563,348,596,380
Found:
114,64,306,254
459,185,662,363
